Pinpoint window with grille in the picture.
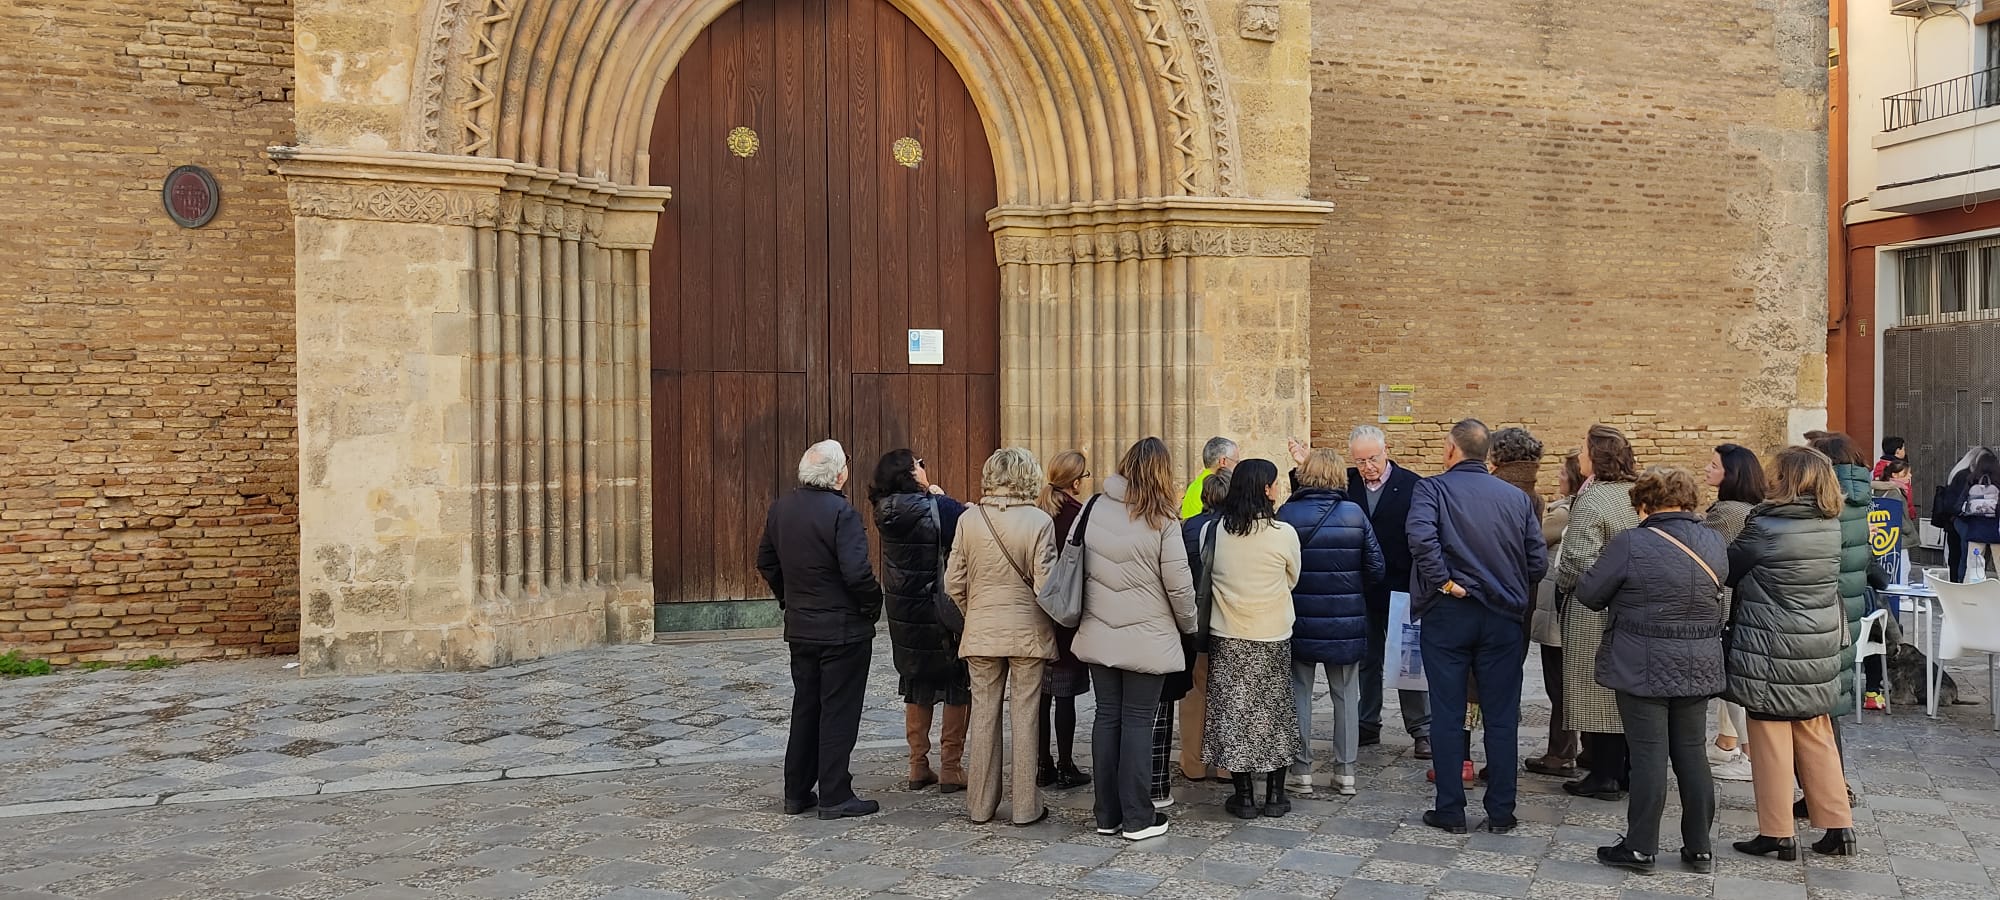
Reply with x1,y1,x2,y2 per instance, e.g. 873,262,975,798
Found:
1899,237,2000,325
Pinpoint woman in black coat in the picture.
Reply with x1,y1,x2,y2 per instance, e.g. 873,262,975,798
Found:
870,449,970,793
1575,466,1729,874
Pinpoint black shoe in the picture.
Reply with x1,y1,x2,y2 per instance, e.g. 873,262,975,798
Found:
1054,763,1092,789
1476,766,1490,785
1563,776,1627,801
817,797,881,820
1225,773,1259,820
1679,848,1714,873
783,792,818,815
1422,810,1468,834
1597,838,1656,875
1262,771,1290,818
1359,727,1382,747
1011,805,1049,827
1811,827,1858,856
1122,812,1170,841
1732,834,1799,861
1036,762,1058,787
1483,818,1519,835
1413,737,1433,760
1524,755,1578,778
1793,797,1808,819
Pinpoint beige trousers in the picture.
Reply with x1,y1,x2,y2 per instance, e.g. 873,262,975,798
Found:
966,656,1046,824
1177,652,1231,779
1746,716,1853,837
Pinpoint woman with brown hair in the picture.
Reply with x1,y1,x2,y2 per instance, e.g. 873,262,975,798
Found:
1576,466,1729,874
1203,459,1305,819
1555,424,1643,800
1033,449,1092,789
1071,437,1199,841
1726,447,1854,859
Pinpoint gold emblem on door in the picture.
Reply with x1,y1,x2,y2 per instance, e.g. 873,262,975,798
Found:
892,136,923,168
727,126,760,158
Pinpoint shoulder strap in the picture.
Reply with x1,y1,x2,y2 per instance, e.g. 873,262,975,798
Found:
928,498,946,553
1644,526,1719,589
975,506,1036,590
1299,499,1341,547
1067,494,1101,547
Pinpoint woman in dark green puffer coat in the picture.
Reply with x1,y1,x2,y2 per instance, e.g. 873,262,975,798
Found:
1808,433,1874,719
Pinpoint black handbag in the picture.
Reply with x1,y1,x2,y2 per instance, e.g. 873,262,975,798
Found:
927,499,965,634
1193,521,1218,649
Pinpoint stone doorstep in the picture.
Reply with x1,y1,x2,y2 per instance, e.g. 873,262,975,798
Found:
0,740,910,819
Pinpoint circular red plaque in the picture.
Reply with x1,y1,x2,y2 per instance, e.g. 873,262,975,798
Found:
162,165,220,228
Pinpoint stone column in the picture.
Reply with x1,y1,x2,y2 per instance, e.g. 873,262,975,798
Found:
990,197,1330,481
274,148,666,675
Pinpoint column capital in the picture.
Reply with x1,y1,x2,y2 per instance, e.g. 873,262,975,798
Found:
268,147,672,230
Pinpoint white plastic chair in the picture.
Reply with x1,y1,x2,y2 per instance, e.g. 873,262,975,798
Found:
1854,608,1893,720
1929,576,2000,730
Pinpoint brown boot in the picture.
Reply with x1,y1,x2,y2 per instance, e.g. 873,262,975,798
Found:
938,703,969,793
905,704,937,791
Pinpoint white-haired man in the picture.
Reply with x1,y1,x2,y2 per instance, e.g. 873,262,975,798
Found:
1345,425,1433,759
757,439,885,820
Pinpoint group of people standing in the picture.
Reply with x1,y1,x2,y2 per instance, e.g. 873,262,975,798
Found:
755,421,1879,869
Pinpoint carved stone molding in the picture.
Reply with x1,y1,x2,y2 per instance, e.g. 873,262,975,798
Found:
994,225,1315,264
269,147,670,229
289,182,499,227
1239,1,1281,42
988,196,1333,263
1172,1,1240,195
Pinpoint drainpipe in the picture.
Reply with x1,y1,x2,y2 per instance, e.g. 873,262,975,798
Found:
1826,0,1851,429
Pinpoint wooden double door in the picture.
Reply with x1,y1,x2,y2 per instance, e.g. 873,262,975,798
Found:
649,0,1001,603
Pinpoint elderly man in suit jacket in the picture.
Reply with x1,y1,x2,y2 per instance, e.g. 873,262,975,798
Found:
1345,426,1432,759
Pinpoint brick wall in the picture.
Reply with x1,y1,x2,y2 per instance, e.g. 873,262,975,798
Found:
1307,0,1829,490
0,0,298,662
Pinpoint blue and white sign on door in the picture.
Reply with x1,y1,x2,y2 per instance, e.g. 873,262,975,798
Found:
908,329,944,365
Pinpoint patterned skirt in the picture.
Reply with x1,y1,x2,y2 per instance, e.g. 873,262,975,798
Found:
1201,636,1303,773
1560,594,1623,734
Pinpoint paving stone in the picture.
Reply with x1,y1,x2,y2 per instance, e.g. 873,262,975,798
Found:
1275,848,1364,877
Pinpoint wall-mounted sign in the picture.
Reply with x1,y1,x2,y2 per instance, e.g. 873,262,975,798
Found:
162,165,220,228
908,329,944,365
1869,497,1904,558
1378,384,1414,424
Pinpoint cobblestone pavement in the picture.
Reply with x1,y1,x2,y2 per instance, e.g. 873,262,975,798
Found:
3,635,2000,899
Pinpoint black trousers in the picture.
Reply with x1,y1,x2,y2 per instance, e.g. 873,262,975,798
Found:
1615,692,1714,856
785,640,873,808
1583,732,1630,785
1089,665,1165,833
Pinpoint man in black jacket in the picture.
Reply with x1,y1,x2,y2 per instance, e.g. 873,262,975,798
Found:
1406,419,1548,835
1344,425,1433,759
757,439,885,820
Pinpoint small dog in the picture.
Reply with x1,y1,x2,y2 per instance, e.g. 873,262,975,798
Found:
1886,641,1973,708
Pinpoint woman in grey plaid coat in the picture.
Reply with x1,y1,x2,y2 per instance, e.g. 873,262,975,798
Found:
1555,425,1643,800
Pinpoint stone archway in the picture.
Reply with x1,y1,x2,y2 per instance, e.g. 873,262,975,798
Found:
276,0,1329,674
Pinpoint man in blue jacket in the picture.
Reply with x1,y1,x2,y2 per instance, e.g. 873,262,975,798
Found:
1405,419,1548,835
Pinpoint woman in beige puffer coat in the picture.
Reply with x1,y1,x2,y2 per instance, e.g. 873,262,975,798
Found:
1071,437,1199,842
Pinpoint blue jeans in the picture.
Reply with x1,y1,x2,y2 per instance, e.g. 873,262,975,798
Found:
1420,595,1526,825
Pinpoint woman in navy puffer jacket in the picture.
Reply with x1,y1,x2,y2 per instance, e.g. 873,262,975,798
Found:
1278,448,1384,797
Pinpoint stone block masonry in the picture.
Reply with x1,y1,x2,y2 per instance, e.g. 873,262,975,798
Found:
1306,0,1830,485
0,0,299,662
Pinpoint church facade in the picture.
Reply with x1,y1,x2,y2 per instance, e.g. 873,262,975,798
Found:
0,0,1829,673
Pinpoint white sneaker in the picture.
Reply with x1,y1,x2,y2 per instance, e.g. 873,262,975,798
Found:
1122,813,1170,841
1286,772,1315,797
1706,743,1739,766
1337,775,1356,796
1711,754,1754,783
1152,794,1175,809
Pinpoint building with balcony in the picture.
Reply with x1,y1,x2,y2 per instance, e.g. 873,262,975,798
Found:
1831,0,2000,507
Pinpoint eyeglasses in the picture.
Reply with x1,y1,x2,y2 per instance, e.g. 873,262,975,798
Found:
914,458,925,469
